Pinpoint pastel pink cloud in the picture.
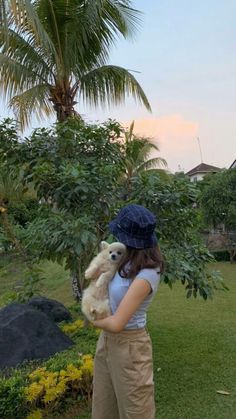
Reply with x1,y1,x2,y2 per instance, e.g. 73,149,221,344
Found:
124,114,199,172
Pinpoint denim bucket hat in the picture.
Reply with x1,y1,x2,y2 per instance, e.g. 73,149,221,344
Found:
109,204,157,249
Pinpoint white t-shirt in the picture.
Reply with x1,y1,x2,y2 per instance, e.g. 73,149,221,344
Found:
108,268,161,330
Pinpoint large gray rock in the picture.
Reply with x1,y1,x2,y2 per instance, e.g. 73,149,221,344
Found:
27,296,72,323
0,303,73,369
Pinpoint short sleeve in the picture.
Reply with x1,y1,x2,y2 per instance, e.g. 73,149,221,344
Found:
135,268,161,293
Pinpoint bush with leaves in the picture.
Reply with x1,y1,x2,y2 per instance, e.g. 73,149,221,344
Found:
0,373,27,419
198,169,236,230
3,118,125,299
0,320,98,419
129,171,226,299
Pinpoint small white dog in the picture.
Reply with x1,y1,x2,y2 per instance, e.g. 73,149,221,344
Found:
81,241,126,321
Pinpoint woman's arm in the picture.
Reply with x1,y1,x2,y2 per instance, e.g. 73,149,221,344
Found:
92,278,151,333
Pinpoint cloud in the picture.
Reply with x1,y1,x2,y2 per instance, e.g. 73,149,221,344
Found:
124,114,199,173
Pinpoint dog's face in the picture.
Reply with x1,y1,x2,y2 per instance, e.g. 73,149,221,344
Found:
101,241,126,263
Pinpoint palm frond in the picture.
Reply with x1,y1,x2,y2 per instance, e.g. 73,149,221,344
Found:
79,65,151,111
138,157,167,172
0,28,53,83
0,169,24,204
0,54,45,98
99,0,142,39
9,84,53,130
125,120,135,142
8,0,57,59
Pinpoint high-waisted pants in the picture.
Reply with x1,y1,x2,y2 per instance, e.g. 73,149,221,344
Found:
92,327,155,419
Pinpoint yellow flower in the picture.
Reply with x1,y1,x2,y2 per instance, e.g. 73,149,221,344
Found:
41,373,58,389
74,319,84,328
81,354,93,362
43,379,67,404
80,354,94,375
81,360,94,375
25,382,44,402
26,409,43,419
66,364,82,381
43,388,58,404
55,379,67,394
61,318,84,334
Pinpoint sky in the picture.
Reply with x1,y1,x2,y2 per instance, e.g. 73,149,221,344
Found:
1,0,236,173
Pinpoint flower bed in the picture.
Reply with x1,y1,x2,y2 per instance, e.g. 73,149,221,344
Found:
0,316,98,419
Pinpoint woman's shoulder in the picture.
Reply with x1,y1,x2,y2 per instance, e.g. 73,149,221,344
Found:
136,267,161,281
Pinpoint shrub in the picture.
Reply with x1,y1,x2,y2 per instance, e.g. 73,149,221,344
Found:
0,353,94,419
0,312,98,419
0,374,27,418
25,354,93,412
211,250,230,262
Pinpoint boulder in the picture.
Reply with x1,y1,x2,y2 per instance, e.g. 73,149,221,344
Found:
27,296,72,323
0,303,73,369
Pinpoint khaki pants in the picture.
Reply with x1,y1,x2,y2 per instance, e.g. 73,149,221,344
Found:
92,328,155,419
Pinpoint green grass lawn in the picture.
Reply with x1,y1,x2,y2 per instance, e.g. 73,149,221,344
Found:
0,253,74,307
0,256,235,418
149,262,236,419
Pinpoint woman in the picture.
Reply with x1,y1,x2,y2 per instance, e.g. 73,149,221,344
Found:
92,204,164,419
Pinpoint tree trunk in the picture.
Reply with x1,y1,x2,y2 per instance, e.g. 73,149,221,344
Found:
230,247,236,263
49,83,81,123
71,271,82,301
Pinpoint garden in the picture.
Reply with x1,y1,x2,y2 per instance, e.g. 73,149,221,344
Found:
0,1,236,418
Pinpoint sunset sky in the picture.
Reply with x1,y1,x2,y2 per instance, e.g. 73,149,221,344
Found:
1,0,235,173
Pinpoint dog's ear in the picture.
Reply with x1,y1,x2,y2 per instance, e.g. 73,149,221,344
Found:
100,241,109,250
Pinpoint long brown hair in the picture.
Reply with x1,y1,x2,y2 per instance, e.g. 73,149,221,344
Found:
118,245,164,279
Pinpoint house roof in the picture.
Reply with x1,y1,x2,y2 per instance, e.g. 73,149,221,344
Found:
229,159,236,169
185,163,221,176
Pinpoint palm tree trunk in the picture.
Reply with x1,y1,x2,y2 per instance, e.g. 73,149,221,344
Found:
49,83,81,123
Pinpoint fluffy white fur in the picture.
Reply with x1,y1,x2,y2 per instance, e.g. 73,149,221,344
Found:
81,241,126,321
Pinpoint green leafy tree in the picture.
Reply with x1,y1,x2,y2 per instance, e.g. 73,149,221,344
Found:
130,171,227,299
3,118,125,300
0,118,226,301
199,170,236,231
0,0,150,128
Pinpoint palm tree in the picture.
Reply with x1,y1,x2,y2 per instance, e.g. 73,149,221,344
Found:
121,121,167,197
0,0,151,129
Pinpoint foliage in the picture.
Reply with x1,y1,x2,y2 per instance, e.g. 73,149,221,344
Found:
0,118,125,298
211,250,230,262
4,266,45,304
0,225,12,251
0,307,98,419
198,169,236,230
0,117,227,299
0,1,150,128
0,373,27,419
119,120,167,198
130,171,227,299
61,319,84,335
0,353,94,419
25,354,93,413
7,200,39,227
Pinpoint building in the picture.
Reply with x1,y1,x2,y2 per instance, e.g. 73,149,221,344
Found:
185,163,221,182
229,159,236,169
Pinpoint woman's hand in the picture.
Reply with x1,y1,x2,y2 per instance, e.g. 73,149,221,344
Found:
92,316,118,332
